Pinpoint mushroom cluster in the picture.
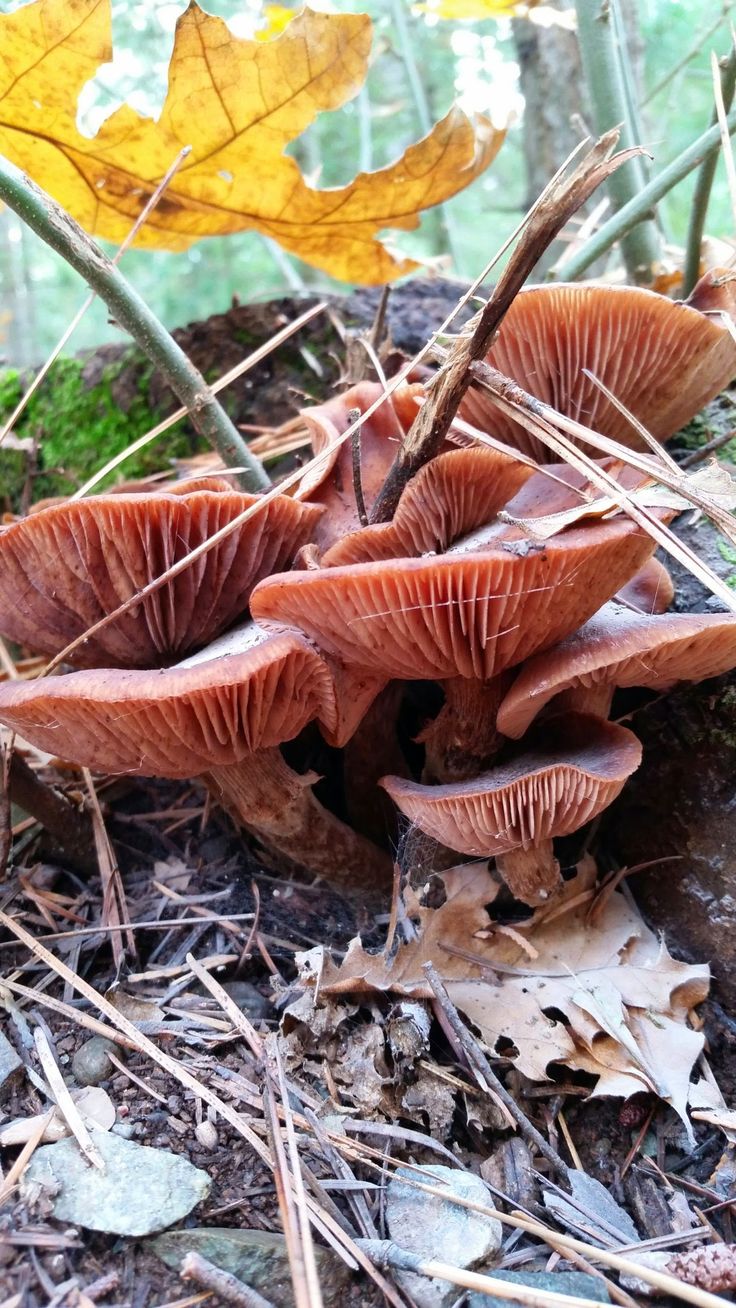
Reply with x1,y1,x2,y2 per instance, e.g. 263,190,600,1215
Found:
2,275,736,907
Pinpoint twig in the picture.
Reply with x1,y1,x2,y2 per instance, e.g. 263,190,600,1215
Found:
679,425,736,467
348,407,369,526
0,1108,54,1206
683,45,736,296
553,105,736,281
343,1157,729,1308
82,767,135,967
423,962,568,1179
643,5,734,105
712,45,736,233
370,130,640,522
180,1252,274,1308
0,153,269,492
574,0,660,283
32,1026,104,1169
6,751,97,876
0,146,191,448
359,1238,619,1308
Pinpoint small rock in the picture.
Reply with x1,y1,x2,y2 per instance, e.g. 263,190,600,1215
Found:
222,981,270,1020
0,1031,22,1096
386,1164,502,1308
72,1037,119,1086
195,1120,218,1150
467,1271,610,1308
21,1131,210,1236
151,1228,352,1308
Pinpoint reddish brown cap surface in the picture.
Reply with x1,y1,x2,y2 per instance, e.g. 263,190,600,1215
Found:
0,624,335,778
321,446,532,567
251,515,659,682
296,381,423,549
458,279,736,461
380,714,641,858
0,489,322,668
614,556,674,614
497,602,736,739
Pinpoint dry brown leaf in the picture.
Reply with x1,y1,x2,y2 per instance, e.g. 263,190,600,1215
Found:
304,860,708,1129
0,0,503,283
499,462,736,541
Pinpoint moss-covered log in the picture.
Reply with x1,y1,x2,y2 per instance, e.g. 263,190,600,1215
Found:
0,279,469,509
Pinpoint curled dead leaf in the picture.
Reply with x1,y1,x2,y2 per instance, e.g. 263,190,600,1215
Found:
302,859,708,1131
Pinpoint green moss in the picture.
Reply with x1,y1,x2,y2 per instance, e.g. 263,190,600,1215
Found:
0,353,202,509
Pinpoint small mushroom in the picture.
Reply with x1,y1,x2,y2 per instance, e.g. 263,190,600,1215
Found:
295,380,424,549
496,602,736,739
614,556,674,615
380,714,642,904
0,487,321,668
321,445,532,567
0,623,391,895
251,516,661,683
252,511,660,786
458,274,736,461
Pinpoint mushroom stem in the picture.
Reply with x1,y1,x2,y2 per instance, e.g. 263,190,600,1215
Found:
343,683,408,845
495,842,562,905
553,683,615,722
420,675,511,782
204,748,392,897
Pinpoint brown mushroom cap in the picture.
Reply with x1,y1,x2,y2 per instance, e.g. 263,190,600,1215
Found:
0,489,322,668
497,602,736,739
0,624,336,778
458,277,736,461
295,381,424,549
614,556,674,615
380,713,641,858
320,446,532,567
250,516,660,682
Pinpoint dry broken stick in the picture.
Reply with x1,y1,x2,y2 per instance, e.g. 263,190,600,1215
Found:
370,130,643,522
180,1252,275,1308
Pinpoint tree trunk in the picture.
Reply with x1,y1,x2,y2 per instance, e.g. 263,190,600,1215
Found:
512,4,590,276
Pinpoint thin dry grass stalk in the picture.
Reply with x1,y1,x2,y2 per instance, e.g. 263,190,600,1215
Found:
464,366,736,611
32,1025,103,1169
0,911,405,1308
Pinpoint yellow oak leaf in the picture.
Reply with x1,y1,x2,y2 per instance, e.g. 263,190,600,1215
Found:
0,0,504,285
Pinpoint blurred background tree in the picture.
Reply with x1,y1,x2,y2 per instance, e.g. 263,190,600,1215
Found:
0,0,733,366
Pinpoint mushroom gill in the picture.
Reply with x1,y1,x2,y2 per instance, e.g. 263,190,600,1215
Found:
458,275,736,461
381,714,642,904
0,487,322,668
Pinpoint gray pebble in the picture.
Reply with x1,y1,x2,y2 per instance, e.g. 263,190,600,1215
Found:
72,1037,120,1086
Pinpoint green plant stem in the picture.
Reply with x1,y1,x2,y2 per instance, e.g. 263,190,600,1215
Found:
574,0,661,283
552,106,736,282
0,155,270,492
683,47,736,297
